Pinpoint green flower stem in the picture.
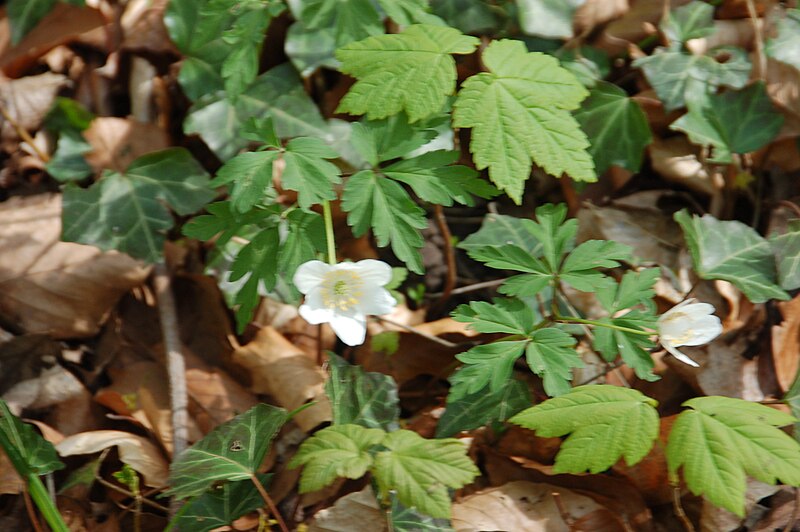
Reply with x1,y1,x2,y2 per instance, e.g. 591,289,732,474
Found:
27,473,68,532
555,316,653,336
321,200,337,266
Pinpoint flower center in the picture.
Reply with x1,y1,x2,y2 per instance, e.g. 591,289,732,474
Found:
321,270,363,311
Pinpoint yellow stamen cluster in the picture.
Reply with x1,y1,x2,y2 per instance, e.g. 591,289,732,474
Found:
320,270,363,311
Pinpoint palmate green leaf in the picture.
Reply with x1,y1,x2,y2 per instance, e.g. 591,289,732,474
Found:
452,298,535,336
766,8,800,70
290,424,385,493
389,493,454,532
770,220,800,291
560,239,631,292
383,151,497,207
176,475,269,532
0,400,64,476
458,213,541,256
671,82,784,164
184,63,332,161
373,430,479,519
349,112,446,165
516,0,585,39
592,312,658,381
456,341,528,394
662,0,715,44
336,25,479,122
62,148,214,262
465,245,549,277
675,210,789,302
667,396,800,516
525,203,577,271
210,151,279,213
167,404,288,499
281,137,341,209
437,375,530,438
510,385,659,473
342,170,427,273
573,81,652,175
596,268,660,313
526,328,582,397
7,0,57,44
44,97,94,182
453,40,595,203
326,353,400,431
182,201,271,247
634,47,751,112
297,0,383,47
278,209,326,280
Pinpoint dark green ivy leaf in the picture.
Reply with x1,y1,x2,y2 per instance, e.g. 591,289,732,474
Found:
326,353,400,431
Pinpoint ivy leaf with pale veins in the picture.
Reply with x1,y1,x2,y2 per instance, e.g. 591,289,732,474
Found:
573,81,652,175
525,328,582,397
62,148,214,262
0,400,64,476
766,8,800,70
377,0,443,26
336,25,479,122
7,0,57,44
666,396,800,516
175,475,270,532
342,170,427,273
390,492,455,532
458,213,541,256
290,424,385,493
510,385,659,473
770,220,800,290
373,429,479,519
675,210,789,302
326,353,400,431
671,82,783,164
453,39,595,203
383,150,497,207
167,404,287,499
662,0,715,44
349,112,446,165
437,374,530,437
516,0,585,39
297,0,383,47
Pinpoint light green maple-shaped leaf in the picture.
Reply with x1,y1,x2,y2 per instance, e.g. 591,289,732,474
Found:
573,81,652,174
373,429,479,519
377,0,443,26
167,404,287,499
62,148,214,262
336,25,479,122
326,353,400,431
452,298,535,336
662,0,715,44
510,385,659,473
634,47,751,112
675,210,789,302
342,169,427,273
785,372,800,443
666,396,800,516
525,328,582,397
297,0,383,47
516,0,585,39
766,8,800,70
290,424,385,493
456,341,528,395
281,137,341,209
437,376,530,438
453,39,595,203
770,220,800,290
671,82,783,164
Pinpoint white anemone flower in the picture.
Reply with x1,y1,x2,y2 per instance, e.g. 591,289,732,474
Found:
293,259,397,346
657,299,722,367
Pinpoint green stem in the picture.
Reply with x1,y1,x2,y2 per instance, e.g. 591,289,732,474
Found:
27,473,68,532
555,316,653,336
322,200,337,266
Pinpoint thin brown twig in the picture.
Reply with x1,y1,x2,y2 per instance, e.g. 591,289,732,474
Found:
577,360,626,385
427,278,505,298
0,102,50,163
431,205,457,314
22,487,44,532
746,0,766,80
673,485,696,532
371,316,459,349
93,476,169,513
250,474,289,532
778,200,800,219
552,492,575,530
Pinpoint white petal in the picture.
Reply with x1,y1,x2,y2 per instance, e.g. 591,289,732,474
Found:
681,303,716,318
356,286,397,316
350,259,393,286
329,314,367,346
293,260,331,294
663,342,700,367
298,303,334,324
679,316,723,346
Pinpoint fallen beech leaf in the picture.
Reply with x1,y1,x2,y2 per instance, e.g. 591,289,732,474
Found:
232,326,331,432
771,295,800,391
574,0,629,34
120,0,177,55
0,194,150,338
83,117,170,173
56,430,169,487
452,481,615,532
0,72,68,141
649,137,715,195
0,450,24,495
309,486,386,532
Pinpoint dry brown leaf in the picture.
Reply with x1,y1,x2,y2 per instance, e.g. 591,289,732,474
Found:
121,0,177,55
574,0,629,34
0,72,68,141
771,294,800,392
452,481,616,532
56,430,169,488
600,0,691,54
0,3,106,77
700,479,779,532
650,137,716,195
308,486,386,532
232,326,331,432
84,117,170,173
0,194,150,338
0,450,24,495
765,58,800,140
613,416,675,506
